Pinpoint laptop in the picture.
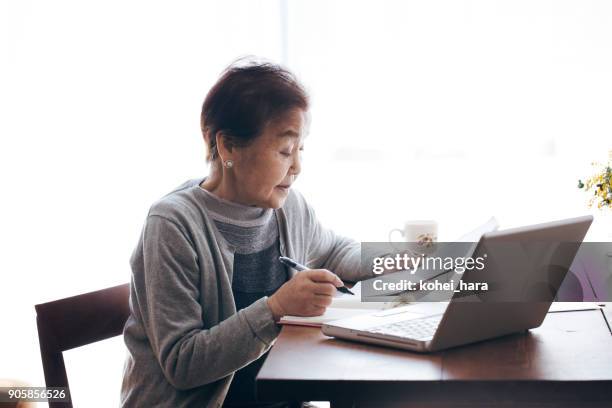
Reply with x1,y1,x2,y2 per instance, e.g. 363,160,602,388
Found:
321,215,593,352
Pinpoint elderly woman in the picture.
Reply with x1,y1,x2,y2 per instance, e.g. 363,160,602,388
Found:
120,60,371,408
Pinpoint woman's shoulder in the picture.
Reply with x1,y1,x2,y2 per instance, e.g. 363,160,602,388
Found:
147,178,206,226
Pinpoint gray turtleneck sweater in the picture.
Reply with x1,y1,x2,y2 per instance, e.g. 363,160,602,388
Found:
198,187,289,407
120,178,373,408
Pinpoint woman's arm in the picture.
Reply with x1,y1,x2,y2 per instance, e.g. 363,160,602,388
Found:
134,215,280,390
302,200,372,283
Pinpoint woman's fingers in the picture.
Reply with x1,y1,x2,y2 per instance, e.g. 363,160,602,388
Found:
306,269,342,286
313,293,334,307
306,305,327,316
310,282,336,296
280,268,347,316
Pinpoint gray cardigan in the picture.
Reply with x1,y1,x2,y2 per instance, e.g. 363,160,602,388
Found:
120,179,372,407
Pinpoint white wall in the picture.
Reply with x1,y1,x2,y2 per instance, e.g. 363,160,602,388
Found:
284,1,612,241
1,1,611,406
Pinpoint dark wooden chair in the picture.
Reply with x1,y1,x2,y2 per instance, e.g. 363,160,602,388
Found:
34,284,130,408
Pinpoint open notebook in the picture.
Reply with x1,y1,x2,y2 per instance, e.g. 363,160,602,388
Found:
279,217,500,327
278,282,401,327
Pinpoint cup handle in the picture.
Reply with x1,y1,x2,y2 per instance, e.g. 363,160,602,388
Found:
388,228,404,243
388,228,406,253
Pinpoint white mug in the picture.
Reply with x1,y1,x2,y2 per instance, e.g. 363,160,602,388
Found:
389,220,438,246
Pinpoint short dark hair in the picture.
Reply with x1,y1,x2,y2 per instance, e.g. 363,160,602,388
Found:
200,58,309,162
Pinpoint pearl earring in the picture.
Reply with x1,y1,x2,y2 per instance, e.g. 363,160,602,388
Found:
224,160,234,169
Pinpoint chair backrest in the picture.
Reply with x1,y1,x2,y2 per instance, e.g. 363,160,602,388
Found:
35,283,130,408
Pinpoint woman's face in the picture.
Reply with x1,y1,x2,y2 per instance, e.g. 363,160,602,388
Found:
225,108,307,209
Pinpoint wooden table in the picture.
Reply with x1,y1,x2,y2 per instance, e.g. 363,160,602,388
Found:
257,309,612,408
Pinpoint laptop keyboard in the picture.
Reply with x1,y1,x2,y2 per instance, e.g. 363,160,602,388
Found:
366,314,443,340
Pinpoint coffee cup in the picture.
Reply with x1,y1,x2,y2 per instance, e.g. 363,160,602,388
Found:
388,220,438,254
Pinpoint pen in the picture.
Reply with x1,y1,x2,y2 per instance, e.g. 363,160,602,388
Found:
279,256,355,295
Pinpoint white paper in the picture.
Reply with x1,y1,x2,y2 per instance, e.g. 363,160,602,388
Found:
280,282,397,326
548,302,602,313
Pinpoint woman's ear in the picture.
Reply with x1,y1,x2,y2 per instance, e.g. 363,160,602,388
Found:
215,131,234,162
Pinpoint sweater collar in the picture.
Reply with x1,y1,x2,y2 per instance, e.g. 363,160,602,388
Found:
194,177,273,227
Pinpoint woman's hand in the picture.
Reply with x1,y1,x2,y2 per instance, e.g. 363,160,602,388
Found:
267,269,343,321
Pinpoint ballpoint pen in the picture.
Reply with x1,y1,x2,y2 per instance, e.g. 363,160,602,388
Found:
279,256,355,295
